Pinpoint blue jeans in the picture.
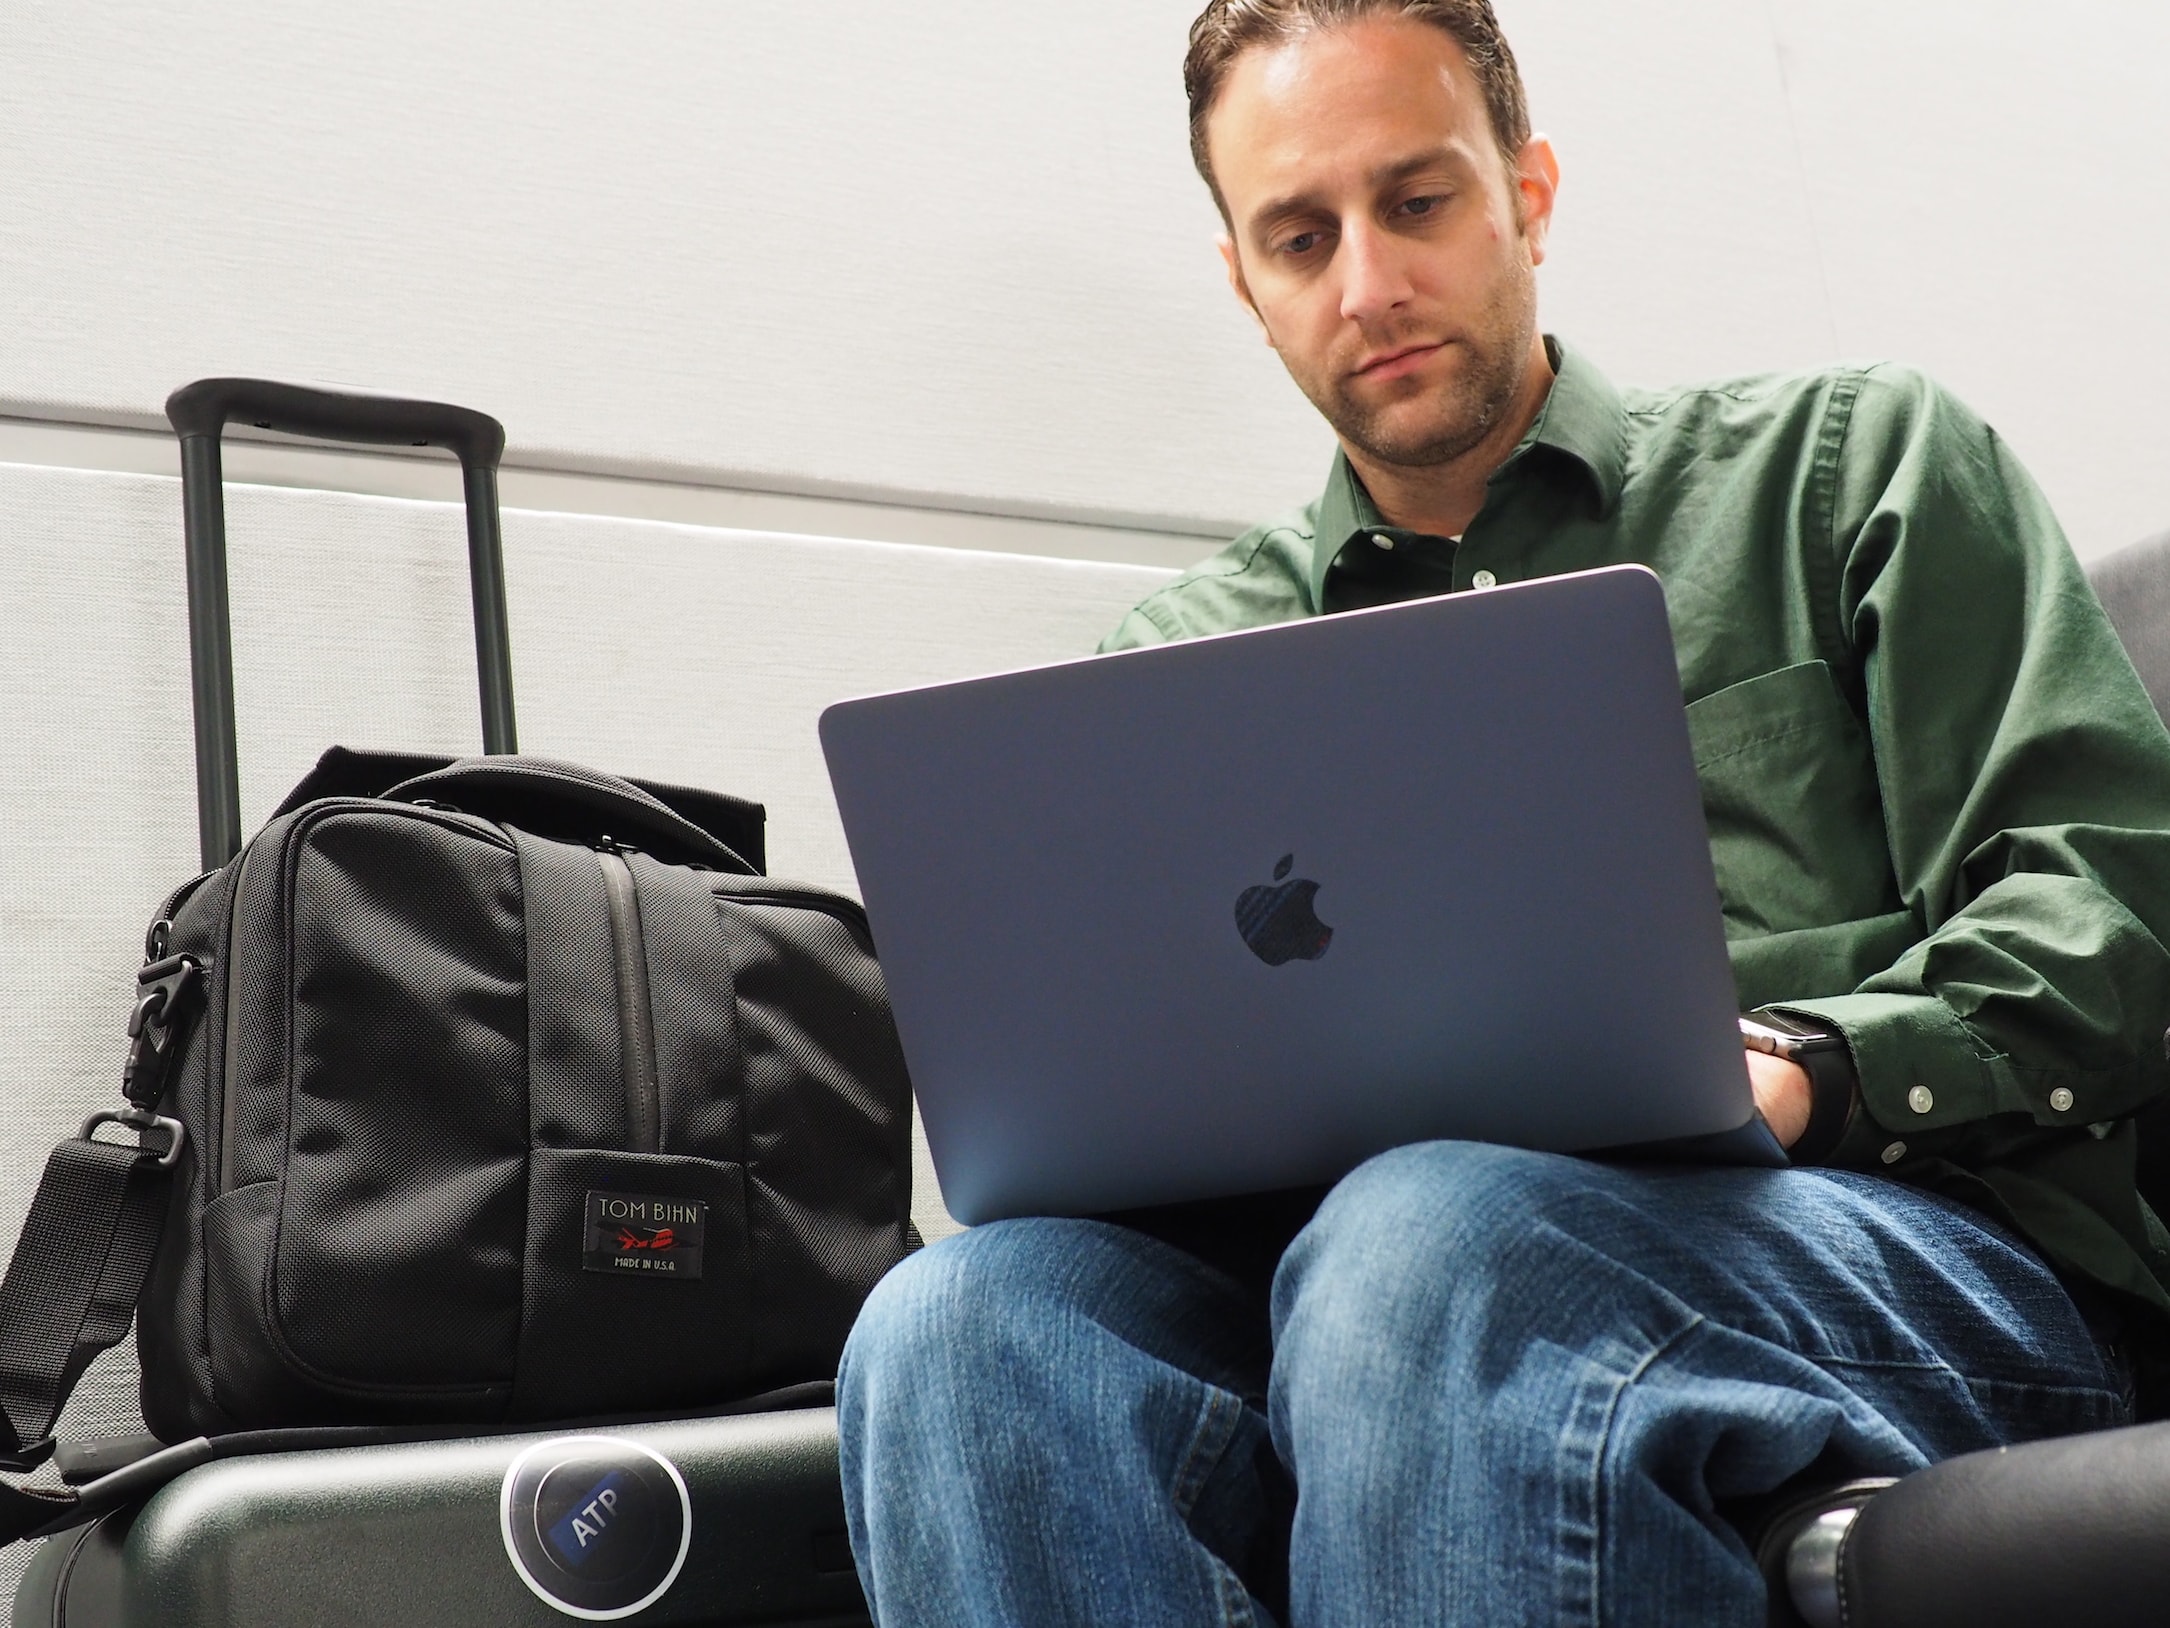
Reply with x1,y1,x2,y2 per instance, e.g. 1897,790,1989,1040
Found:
838,1142,2130,1627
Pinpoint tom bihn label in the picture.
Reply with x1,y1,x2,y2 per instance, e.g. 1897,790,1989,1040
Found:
582,1191,706,1280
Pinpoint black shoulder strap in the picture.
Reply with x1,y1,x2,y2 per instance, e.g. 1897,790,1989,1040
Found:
0,948,200,1545
0,1127,177,1543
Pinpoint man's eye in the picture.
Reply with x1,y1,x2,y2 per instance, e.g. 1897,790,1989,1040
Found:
1399,194,1449,219
1280,231,1323,256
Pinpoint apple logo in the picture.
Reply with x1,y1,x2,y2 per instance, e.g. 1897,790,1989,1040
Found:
1234,854,1334,966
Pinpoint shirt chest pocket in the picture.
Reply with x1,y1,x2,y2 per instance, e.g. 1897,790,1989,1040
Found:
1685,660,1900,939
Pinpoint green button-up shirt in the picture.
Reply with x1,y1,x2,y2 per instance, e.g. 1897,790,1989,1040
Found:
1102,339,2170,1341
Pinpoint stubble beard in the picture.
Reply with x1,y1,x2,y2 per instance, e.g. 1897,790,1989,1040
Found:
1300,271,1538,473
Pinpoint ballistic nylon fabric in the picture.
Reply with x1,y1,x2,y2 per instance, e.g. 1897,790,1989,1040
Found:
632,855,746,1161
220,822,291,1196
514,829,627,1150
510,1147,751,1418
134,866,238,1440
272,811,529,1398
714,888,913,1388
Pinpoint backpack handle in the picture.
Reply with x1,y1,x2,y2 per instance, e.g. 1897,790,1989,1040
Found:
386,757,760,875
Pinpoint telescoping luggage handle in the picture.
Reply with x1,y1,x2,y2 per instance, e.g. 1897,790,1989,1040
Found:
165,378,519,871
0,383,520,1534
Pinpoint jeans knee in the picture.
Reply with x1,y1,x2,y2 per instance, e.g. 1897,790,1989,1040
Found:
1272,1142,1602,1378
842,1220,1058,1411
1294,1139,1579,1280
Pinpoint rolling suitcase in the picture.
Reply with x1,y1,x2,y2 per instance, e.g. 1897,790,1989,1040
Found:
4,381,887,1623
14,1407,871,1626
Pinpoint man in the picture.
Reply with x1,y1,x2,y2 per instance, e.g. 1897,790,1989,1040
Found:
839,2,2170,1622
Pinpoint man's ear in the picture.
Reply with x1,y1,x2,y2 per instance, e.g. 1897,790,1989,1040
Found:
1514,135,1561,267
1218,233,1275,347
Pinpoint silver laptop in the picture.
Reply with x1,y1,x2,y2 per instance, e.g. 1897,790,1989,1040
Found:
819,564,1776,1225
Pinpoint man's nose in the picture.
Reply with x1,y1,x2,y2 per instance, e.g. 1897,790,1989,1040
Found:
1337,220,1416,324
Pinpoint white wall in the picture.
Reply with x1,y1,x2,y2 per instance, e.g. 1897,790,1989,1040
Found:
3,1,2165,557
1518,3,2170,561
0,0,1287,536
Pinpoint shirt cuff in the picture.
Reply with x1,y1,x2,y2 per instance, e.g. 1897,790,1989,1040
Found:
1763,992,1991,1171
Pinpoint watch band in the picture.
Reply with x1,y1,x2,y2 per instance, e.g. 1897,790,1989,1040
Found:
1740,1010,1860,1166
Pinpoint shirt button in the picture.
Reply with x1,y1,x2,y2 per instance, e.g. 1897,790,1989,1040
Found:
1472,569,1498,589
2050,1087,2076,1113
1372,533,1396,551
1908,1086,1934,1115
1881,1141,1907,1165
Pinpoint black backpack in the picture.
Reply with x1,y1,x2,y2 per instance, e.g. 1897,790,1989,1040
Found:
0,383,913,1513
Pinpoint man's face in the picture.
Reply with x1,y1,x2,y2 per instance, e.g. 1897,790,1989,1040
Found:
1207,17,1556,472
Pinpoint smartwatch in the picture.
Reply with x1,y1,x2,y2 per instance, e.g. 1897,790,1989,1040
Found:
1740,1008,1860,1166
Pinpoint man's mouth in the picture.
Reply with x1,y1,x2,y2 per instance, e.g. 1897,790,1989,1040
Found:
1352,341,1446,382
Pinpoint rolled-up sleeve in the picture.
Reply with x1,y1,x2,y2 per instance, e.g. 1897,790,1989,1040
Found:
1776,368,2170,1170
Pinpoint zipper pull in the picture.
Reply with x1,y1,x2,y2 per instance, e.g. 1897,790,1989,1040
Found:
596,835,641,857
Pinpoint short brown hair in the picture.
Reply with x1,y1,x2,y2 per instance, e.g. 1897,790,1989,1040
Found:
1184,0,1532,219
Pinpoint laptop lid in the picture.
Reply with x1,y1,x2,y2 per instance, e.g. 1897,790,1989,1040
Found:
820,564,1759,1224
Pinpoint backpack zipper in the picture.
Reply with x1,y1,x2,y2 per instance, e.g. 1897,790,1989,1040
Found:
596,839,661,1155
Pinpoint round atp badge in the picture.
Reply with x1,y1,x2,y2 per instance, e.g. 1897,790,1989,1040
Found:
500,1435,693,1619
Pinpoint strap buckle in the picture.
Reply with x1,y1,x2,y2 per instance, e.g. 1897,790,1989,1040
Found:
81,1107,188,1170
122,955,201,1109
0,1438,57,1475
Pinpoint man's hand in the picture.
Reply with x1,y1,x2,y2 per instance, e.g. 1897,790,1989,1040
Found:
1746,1049,1813,1151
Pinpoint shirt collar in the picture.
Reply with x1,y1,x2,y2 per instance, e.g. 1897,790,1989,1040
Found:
1304,337,1629,612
